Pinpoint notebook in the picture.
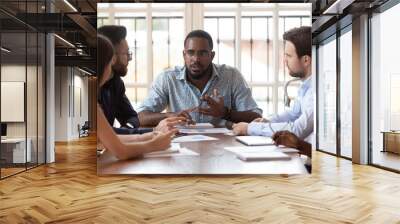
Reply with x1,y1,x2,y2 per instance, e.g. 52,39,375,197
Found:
235,136,274,146
235,151,291,162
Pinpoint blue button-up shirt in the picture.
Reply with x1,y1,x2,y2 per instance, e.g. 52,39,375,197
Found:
248,76,314,141
137,64,262,126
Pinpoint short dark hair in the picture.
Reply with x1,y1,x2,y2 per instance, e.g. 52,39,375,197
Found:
97,25,127,46
97,35,115,82
184,30,213,50
283,26,311,58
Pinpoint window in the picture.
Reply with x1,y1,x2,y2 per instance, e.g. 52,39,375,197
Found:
240,17,272,83
370,2,400,171
339,27,352,158
317,36,337,155
204,17,235,67
152,16,184,80
97,3,311,116
240,17,274,115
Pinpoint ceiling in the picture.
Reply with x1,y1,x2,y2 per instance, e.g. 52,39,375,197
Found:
0,0,97,74
0,0,395,73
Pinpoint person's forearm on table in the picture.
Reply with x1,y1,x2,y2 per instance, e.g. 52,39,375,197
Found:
117,132,154,143
138,111,169,127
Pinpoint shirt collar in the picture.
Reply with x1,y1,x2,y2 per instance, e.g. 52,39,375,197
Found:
177,67,186,80
301,75,312,90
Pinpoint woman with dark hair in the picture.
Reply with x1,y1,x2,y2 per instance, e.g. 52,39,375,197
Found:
97,34,115,87
97,35,177,160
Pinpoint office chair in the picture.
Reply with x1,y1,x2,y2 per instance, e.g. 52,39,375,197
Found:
283,78,301,108
78,121,90,138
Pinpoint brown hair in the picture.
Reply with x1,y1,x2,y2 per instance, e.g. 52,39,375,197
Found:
98,25,127,46
97,35,114,84
283,26,311,58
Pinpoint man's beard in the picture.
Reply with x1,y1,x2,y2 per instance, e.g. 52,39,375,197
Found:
113,63,128,77
187,64,212,80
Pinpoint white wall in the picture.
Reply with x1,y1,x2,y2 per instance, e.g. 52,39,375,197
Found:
1,64,46,164
55,66,69,141
54,67,89,141
1,65,27,138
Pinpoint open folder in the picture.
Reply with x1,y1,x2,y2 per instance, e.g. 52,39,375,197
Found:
235,136,274,146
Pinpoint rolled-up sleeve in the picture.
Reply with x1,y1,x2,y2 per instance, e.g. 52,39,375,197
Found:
231,68,263,115
137,73,169,113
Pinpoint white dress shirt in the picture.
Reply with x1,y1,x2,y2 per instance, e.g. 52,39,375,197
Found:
247,76,314,141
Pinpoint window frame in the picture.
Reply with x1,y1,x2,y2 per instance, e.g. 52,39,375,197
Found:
315,23,353,161
97,3,311,116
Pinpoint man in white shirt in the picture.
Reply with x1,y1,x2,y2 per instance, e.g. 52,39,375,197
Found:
233,26,313,142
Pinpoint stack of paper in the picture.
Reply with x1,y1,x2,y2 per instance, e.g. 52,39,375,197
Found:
179,128,231,134
235,136,274,146
176,123,232,134
235,151,291,161
224,145,298,161
176,123,214,129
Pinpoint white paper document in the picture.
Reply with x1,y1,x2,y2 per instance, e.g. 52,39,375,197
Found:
225,145,299,154
236,151,291,161
235,136,274,146
144,143,199,158
179,128,231,134
176,123,214,129
172,135,218,143
224,145,298,161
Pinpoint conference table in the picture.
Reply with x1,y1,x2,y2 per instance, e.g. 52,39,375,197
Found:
97,132,307,175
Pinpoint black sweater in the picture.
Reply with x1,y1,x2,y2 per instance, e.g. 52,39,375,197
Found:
99,75,152,134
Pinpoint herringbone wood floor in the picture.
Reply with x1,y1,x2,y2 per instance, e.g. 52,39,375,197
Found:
1,135,400,224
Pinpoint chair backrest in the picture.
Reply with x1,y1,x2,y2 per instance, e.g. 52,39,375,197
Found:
82,121,90,129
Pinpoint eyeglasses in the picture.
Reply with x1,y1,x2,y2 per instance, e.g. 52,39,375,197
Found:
117,51,133,61
184,50,211,58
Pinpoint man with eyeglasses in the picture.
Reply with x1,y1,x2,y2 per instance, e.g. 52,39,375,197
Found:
138,30,262,127
98,25,185,134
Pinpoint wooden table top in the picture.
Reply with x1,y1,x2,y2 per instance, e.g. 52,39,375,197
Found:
97,133,307,175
